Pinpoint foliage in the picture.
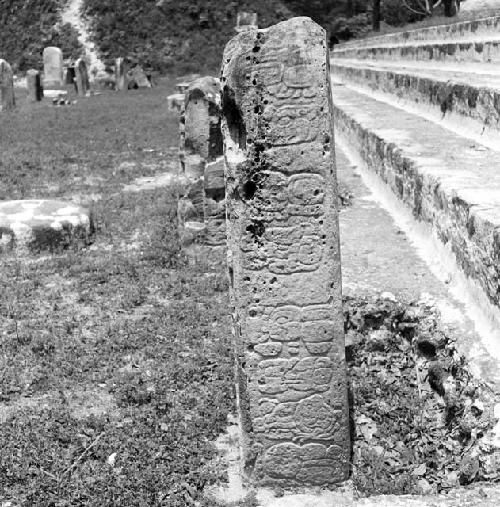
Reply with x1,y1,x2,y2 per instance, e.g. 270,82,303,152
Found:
0,0,83,72
82,0,292,75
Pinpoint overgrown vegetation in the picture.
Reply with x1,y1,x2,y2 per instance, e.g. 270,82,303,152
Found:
0,0,83,72
346,296,499,496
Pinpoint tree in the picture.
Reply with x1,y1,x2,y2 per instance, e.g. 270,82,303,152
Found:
372,0,381,31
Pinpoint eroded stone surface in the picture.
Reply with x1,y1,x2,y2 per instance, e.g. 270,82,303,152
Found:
178,76,226,247
236,11,258,32
221,17,349,487
75,58,90,96
115,57,129,91
0,59,15,111
43,47,64,89
26,69,43,102
0,200,94,254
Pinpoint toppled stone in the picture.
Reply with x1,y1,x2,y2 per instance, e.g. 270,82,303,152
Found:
221,17,349,487
0,200,95,254
128,65,151,89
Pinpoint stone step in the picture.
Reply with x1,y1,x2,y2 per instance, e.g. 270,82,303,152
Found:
334,15,500,50
331,59,500,142
333,38,500,65
331,82,500,311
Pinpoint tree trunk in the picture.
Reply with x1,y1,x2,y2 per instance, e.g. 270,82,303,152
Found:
346,0,354,17
443,0,453,16
372,0,381,31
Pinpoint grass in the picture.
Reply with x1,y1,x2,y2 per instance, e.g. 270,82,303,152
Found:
0,78,235,505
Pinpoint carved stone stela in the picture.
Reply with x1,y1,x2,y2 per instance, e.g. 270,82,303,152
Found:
221,17,350,486
178,77,226,247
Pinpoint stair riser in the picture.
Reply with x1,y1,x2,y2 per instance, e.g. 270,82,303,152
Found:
332,64,500,133
333,40,500,64
333,104,500,307
335,16,500,50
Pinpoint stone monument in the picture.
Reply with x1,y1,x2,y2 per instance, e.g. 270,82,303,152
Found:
115,57,129,91
0,59,15,111
221,17,350,487
178,76,226,247
236,12,258,32
43,47,64,89
75,58,90,96
26,69,43,102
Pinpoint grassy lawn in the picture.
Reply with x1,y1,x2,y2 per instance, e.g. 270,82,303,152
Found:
0,80,235,506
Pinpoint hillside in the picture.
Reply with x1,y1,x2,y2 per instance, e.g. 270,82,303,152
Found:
0,0,83,73
82,0,295,74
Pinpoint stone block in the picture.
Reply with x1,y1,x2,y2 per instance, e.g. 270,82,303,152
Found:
75,58,90,96
115,57,129,91
26,69,43,102
0,59,15,111
178,76,226,247
236,11,258,32
43,47,64,89
221,17,350,487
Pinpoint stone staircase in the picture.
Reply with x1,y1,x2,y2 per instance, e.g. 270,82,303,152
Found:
331,15,500,321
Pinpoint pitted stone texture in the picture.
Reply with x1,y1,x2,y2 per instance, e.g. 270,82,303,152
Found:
221,17,349,487
115,58,129,91
26,69,43,102
75,58,90,96
43,47,64,89
178,76,226,247
0,200,94,254
0,59,15,111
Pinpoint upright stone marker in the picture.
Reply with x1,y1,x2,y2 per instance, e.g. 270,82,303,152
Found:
221,17,350,487
115,57,129,91
26,69,43,102
43,47,64,89
0,59,15,111
236,12,258,32
178,76,226,246
75,58,90,96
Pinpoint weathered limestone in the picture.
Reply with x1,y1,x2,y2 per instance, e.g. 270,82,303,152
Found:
115,57,129,91
128,65,151,89
0,59,15,111
221,17,350,487
43,47,64,89
26,69,43,102
75,58,90,96
236,12,258,32
0,200,94,254
178,76,226,246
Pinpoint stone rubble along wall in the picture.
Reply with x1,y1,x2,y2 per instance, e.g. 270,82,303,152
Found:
178,76,226,247
333,100,500,308
0,59,15,111
221,17,350,487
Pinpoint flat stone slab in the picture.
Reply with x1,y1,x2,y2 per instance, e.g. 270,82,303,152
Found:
0,199,94,254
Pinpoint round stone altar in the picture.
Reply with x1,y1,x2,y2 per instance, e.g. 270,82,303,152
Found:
0,200,94,254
